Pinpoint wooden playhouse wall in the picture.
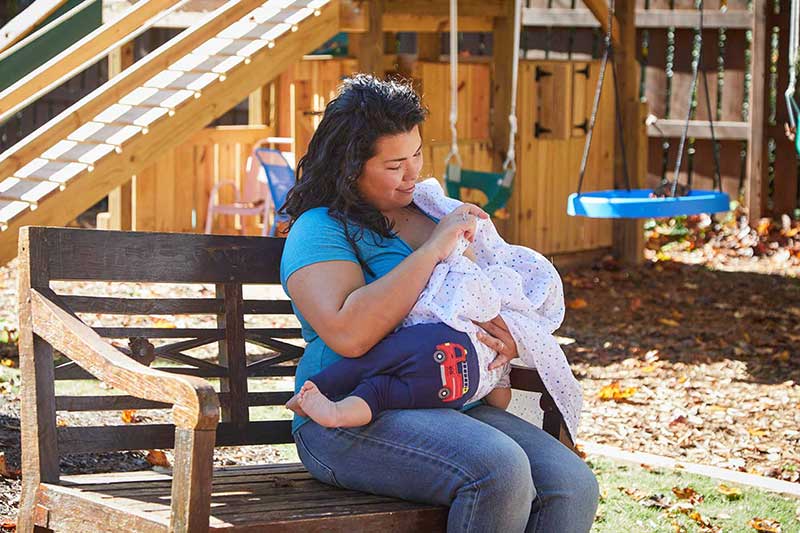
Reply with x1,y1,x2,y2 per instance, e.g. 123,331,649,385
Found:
128,54,616,259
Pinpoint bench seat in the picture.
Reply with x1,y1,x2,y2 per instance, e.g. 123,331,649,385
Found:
37,464,447,532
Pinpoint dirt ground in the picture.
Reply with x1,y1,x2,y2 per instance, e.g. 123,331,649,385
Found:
1,211,799,524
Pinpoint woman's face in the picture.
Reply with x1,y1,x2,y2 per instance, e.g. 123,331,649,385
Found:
357,125,423,214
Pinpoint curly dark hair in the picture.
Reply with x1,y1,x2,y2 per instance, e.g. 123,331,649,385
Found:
279,74,427,274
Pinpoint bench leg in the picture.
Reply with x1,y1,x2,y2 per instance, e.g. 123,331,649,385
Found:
169,428,216,533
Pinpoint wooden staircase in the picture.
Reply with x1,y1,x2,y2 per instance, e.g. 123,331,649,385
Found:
0,0,345,265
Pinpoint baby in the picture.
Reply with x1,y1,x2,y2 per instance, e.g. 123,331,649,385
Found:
286,178,584,441
285,260,513,428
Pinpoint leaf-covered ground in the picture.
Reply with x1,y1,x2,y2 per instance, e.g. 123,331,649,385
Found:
1,209,800,529
563,209,800,482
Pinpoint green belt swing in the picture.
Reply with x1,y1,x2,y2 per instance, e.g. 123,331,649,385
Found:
443,0,522,217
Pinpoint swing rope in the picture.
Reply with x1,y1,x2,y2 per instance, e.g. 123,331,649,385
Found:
786,0,799,130
671,0,722,195
445,0,462,169
445,0,521,174
576,0,632,194
502,0,522,173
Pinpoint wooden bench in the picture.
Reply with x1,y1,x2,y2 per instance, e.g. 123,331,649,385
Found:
17,226,571,532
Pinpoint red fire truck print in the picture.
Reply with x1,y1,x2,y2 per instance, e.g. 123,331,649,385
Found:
433,342,470,402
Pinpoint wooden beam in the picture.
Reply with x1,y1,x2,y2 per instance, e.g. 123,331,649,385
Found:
0,0,181,124
647,119,749,141
384,0,506,18
356,0,384,75
746,0,767,220
0,0,67,53
612,0,644,265
0,0,270,183
383,14,493,32
522,7,753,30
581,0,622,50
105,43,135,232
0,0,342,265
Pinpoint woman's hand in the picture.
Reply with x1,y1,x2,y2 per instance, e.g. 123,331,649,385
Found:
473,315,519,370
420,204,488,262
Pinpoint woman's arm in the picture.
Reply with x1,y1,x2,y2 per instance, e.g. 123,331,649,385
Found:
287,204,488,357
286,247,439,357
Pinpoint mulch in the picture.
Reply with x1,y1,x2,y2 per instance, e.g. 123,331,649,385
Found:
1,210,799,525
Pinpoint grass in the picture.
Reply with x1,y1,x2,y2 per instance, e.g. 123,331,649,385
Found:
589,456,800,532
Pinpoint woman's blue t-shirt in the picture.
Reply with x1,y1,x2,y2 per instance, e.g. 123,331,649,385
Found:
280,206,478,433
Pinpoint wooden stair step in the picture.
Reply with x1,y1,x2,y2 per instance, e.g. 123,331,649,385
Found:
143,70,220,92
169,54,246,75
0,177,60,203
118,87,196,108
14,159,87,183
41,140,117,165
93,103,169,127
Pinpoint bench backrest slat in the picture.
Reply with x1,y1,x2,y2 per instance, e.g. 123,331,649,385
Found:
29,227,284,284
57,421,293,454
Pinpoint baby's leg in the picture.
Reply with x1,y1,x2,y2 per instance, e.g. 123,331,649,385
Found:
298,375,414,428
296,381,372,427
485,387,512,410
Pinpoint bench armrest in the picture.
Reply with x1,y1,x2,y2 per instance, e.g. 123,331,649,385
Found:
29,288,219,430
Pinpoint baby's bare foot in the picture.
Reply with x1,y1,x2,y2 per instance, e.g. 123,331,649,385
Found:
285,392,307,417
297,380,341,428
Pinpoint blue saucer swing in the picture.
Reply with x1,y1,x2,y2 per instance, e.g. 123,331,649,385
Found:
567,0,730,219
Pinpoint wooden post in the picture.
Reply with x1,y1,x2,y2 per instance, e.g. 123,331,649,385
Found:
356,0,384,75
17,228,59,533
746,0,767,221
490,0,516,241
611,0,644,264
248,82,276,129
106,43,134,231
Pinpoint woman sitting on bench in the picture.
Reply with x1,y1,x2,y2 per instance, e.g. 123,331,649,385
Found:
279,74,599,533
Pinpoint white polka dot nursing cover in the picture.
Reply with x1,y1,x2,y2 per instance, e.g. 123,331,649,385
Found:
403,178,583,441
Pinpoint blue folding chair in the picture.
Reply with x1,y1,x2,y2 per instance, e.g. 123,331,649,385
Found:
254,147,295,236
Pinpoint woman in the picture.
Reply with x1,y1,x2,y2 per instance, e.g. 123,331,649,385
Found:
279,74,599,532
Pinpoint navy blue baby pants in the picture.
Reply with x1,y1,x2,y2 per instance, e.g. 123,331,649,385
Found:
308,322,481,418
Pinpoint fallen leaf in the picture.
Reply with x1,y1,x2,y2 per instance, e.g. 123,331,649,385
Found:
748,427,768,437
618,486,647,501
0,452,20,479
0,520,16,531
659,318,681,327
121,409,140,424
749,518,782,532
672,486,704,504
0,359,14,368
145,450,170,467
717,483,743,500
567,298,588,310
153,318,177,329
598,381,637,401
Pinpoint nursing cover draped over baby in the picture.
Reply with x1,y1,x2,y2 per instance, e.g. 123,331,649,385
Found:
405,178,583,441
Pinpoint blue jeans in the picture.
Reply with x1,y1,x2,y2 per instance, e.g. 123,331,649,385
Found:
294,405,599,532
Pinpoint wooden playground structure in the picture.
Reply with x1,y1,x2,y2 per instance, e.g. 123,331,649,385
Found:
0,0,794,267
